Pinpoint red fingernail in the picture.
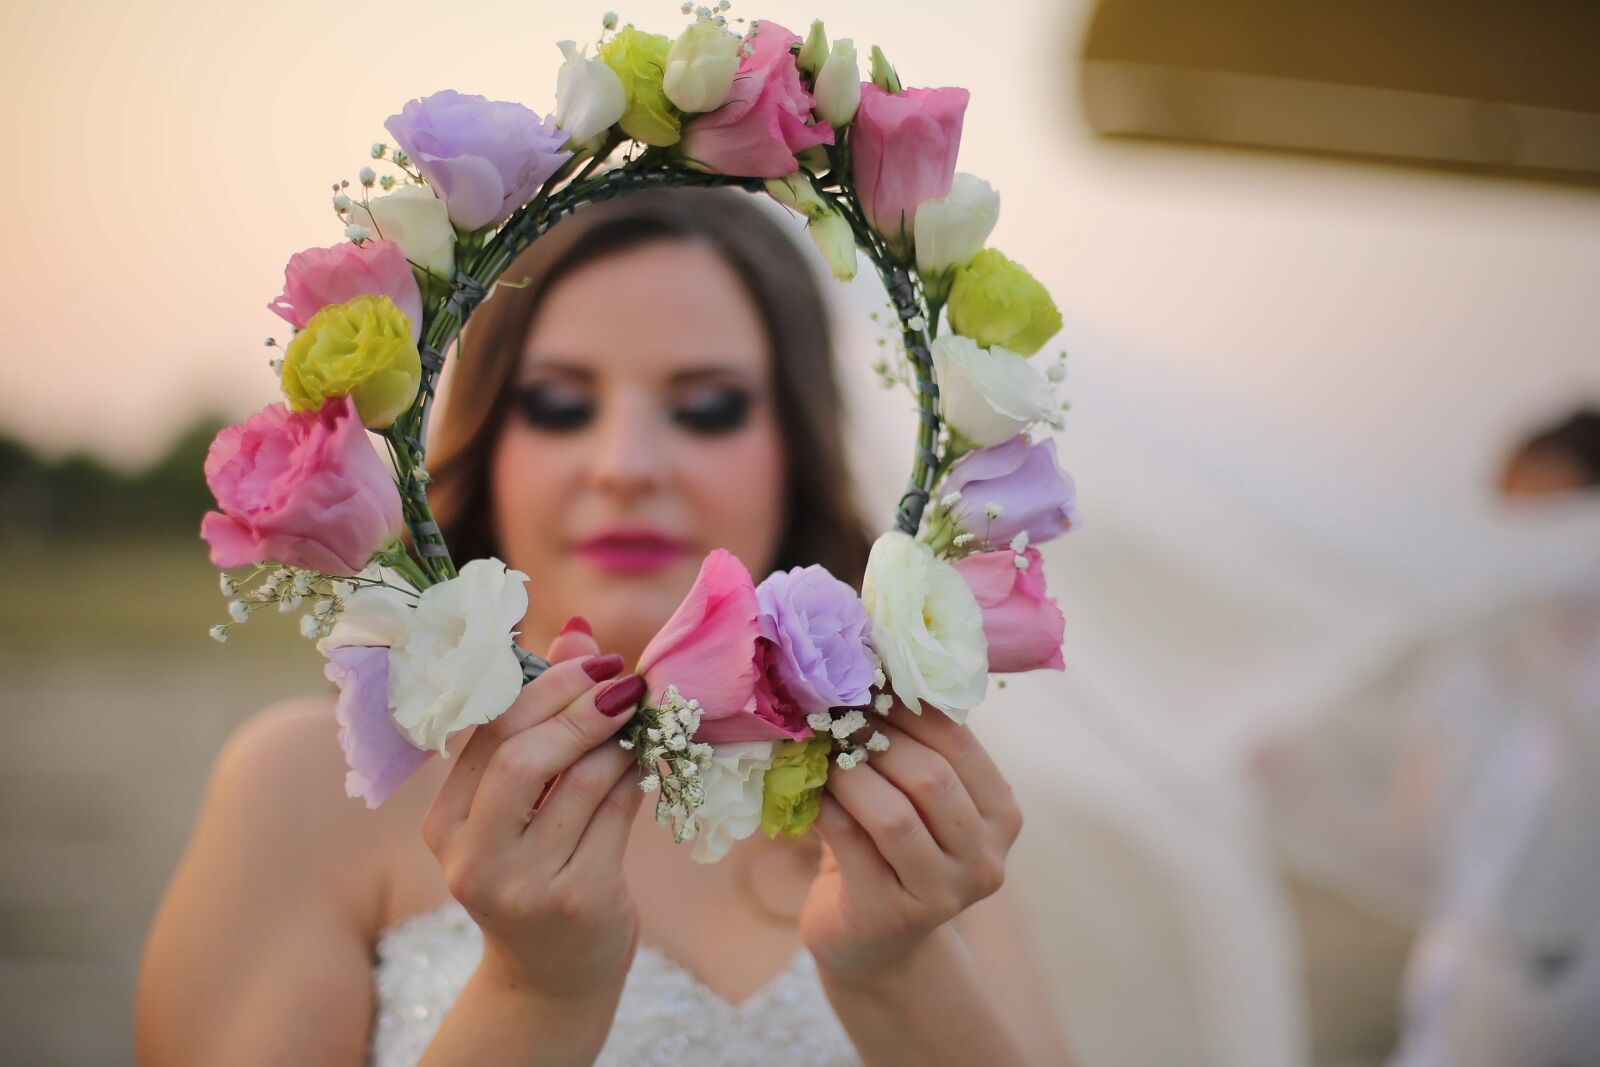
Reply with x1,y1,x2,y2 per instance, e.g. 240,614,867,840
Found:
560,615,592,637
595,674,646,717
582,653,625,682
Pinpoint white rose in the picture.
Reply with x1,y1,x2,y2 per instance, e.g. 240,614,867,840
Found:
347,185,456,282
914,173,999,281
690,741,777,863
861,532,988,721
555,40,627,145
812,39,861,128
388,558,530,754
766,173,858,281
663,20,740,114
317,567,418,652
932,334,1055,447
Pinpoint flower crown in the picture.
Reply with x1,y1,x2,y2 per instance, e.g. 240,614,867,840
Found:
201,6,1078,863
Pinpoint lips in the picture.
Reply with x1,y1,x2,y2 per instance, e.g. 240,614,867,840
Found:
574,529,691,575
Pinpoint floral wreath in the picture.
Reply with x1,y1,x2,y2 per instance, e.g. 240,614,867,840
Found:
201,6,1078,864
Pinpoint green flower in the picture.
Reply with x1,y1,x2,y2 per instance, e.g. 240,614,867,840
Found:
760,735,832,838
600,25,681,147
946,248,1063,356
280,293,421,430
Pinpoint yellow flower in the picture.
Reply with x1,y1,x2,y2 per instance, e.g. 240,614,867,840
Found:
946,248,1063,356
600,25,681,147
760,735,832,838
280,293,421,430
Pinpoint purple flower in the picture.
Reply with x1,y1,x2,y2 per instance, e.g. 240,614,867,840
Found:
755,565,878,717
384,90,571,232
944,433,1080,547
324,645,431,808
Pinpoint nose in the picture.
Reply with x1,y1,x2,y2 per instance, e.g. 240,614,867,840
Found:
587,389,667,502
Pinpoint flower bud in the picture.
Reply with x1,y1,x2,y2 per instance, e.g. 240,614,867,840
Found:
555,39,627,146
914,173,1000,291
812,38,860,128
868,44,902,93
663,18,740,114
796,20,828,77
795,144,830,175
765,173,857,280
358,166,376,187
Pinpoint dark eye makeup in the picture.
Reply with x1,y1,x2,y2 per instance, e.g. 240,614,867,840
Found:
512,382,593,431
671,386,752,435
509,379,755,436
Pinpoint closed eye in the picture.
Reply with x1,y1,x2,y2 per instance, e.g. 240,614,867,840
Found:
671,387,752,435
512,383,593,432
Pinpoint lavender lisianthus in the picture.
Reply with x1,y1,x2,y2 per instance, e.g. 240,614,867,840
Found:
755,565,878,718
324,644,431,808
943,433,1080,547
384,90,571,232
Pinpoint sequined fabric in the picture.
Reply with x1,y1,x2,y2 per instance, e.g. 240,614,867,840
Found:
368,900,860,1066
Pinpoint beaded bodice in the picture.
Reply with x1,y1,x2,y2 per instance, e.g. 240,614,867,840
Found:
367,899,860,1066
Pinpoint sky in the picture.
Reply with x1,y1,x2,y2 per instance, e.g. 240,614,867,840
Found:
3,0,1598,507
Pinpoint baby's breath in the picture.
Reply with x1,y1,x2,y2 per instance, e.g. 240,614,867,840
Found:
623,685,709,843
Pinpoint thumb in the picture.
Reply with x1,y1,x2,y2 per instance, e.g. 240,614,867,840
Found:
547,615,600,664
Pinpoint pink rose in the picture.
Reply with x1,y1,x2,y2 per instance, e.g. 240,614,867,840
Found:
851,83,969,257
268,238,425,344
638,549,811,744
200,395,404,575
953,547,1065,673
679,20,835,179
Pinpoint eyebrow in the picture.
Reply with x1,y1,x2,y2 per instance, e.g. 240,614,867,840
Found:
517,359,762,386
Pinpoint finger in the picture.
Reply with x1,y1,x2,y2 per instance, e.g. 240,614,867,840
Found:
463,672,645,849
564,751,648,877
527,618,602,808
824,760,946,894
883,699,1012,820
866,722,985,858
428,655,625,834
517,737,636,872
814,792,900,894
545,615,600,666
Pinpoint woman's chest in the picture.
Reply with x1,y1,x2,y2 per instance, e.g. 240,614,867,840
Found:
375,811,821,1009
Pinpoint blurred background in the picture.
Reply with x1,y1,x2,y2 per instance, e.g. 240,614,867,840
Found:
3,0,1598,1064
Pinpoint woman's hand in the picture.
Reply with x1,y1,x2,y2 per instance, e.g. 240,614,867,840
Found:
800,699,1025,983
420,623,649,1003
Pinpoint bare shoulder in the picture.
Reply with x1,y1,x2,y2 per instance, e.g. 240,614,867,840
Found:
135,695,394,1066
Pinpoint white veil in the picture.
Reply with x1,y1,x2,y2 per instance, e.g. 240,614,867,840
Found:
837,297,1600,1065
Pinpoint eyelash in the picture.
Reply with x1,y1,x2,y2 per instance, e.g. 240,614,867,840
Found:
511,385,752,437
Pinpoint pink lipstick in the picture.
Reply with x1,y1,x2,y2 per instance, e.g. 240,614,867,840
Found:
575,529,690,575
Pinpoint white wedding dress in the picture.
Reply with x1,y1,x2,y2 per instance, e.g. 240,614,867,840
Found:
366,899,860,1067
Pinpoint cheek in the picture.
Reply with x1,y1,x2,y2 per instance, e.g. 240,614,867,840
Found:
488,425,567,565
681,416,787,564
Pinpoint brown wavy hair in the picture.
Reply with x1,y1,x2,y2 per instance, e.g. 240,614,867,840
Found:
427,185,873,588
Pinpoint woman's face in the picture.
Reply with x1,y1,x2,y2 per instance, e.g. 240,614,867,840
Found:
490,238,787,661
